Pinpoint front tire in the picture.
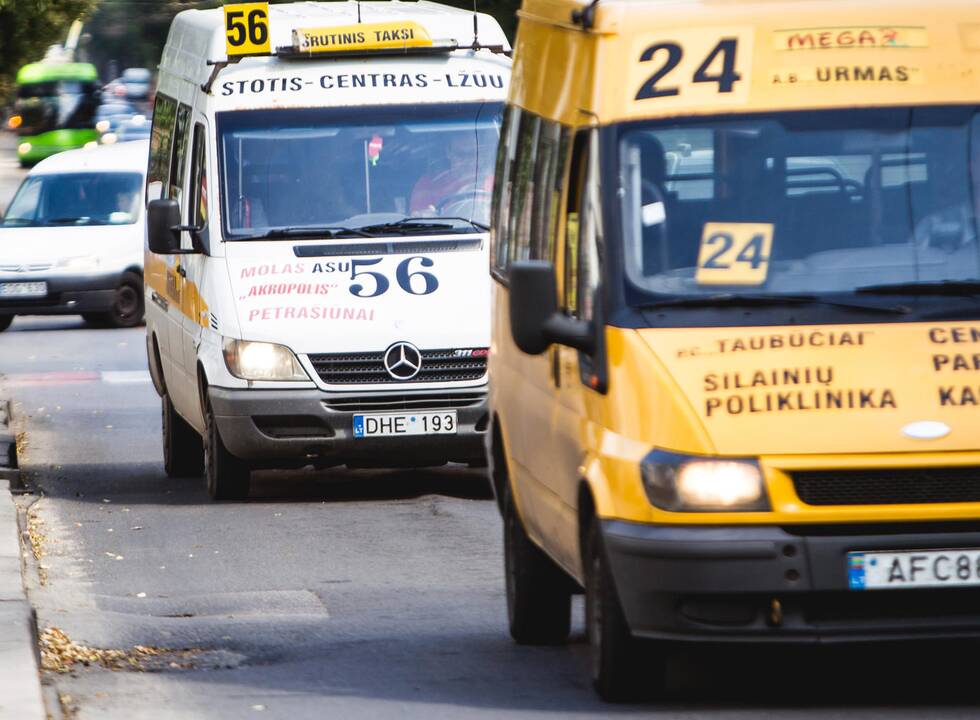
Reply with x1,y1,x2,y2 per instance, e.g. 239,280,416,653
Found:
162,394,203,477
203,396,251,501
504,486,572,644
0,315,12,332
585,517,664,702
97,273,144,328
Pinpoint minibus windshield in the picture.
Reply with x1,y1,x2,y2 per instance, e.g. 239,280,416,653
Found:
1,172,142,227
218,102,502,240
617,106,980,306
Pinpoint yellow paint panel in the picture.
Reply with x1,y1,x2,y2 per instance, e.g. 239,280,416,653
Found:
772,26,928,51
292,21,432,54
224,2,271,57
695,223,773,286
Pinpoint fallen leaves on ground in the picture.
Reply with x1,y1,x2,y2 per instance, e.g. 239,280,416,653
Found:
25,505,47,585
39,627,204,673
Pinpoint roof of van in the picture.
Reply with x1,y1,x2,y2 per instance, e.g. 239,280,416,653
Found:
161,1,508,83
30,141,149,176
512,0,980,126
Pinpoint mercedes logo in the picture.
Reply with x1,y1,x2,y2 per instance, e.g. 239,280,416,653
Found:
383,341,422,381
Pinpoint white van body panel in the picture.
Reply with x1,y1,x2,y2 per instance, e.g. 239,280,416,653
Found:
147,1,510,469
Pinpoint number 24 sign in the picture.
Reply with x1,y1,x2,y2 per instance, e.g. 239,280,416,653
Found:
696,223,774,286
632,28,754,107
224,2,271,57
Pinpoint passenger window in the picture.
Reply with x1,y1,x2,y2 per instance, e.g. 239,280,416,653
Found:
491,106,521,276
529,119,571,264
168,104,192,203
189,123,208,229
564,131,602,321
147,94,177,202
509,113,541,264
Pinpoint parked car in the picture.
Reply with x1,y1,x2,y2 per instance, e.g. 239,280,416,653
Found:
0,140,149,331
94,100,137,135
120,67,153,102
101,114,150,144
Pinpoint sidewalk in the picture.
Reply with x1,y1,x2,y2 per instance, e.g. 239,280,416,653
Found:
0,400,45,720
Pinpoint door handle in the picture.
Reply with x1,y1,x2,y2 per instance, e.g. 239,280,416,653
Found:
176,265,187,278
551,347,561,388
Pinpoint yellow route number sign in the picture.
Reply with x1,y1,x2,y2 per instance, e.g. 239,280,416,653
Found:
695,222,774,286
225,2,271,57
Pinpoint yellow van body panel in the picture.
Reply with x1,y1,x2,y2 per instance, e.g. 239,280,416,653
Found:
512,0,980,127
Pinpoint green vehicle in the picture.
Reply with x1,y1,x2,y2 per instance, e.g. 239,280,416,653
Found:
12,62,100,167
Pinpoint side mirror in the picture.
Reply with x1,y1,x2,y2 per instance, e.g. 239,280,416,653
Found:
147,199,181,254
509,260,595,355
147,199,201,254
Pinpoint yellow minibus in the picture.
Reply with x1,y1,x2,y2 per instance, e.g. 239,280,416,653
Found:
488,0,980,700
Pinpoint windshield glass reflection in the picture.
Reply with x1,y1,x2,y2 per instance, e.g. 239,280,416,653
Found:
218,102,502,239
617,106,980,301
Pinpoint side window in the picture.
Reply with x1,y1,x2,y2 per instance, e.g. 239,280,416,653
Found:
189,122,208,228
509,114,541,264
564,130,602,321
491,105,521,275
168,103,192,203
147,94,177,202
529,119,570,264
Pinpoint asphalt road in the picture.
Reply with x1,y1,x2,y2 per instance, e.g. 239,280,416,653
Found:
2,137,980,718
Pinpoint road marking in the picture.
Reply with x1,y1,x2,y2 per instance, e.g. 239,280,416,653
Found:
101,371,152,384
2,370,151,387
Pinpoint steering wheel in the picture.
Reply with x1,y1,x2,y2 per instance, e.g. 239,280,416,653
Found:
436,189,493,215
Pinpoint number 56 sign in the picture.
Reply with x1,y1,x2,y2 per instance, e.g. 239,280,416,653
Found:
225,2,271,57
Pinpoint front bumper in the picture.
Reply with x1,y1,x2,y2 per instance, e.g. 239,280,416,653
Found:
209,385,489,468
0,272,121,316
602,519,980,643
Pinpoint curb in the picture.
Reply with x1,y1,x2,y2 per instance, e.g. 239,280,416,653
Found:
0,400,45,720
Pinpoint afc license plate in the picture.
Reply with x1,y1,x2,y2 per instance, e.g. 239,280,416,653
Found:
0,282,46,298
353,411,457,438
848,548,980,590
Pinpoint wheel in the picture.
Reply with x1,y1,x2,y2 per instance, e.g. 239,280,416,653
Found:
203,395,250,501
162,394,203,478
585,517,664,702
504,485,572,644
0,315,12,332
99,272,144,328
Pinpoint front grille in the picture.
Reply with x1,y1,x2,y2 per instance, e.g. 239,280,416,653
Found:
0,263,53,273
308,349,487,385
323,391,486,413
791,467,980,506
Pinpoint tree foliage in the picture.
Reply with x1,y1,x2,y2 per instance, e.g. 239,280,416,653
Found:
0,0,100,102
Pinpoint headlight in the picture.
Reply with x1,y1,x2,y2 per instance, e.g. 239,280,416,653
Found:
101,132,118,145
95,120,111,133
223,339,308,382
56,256,101,271
640,450,769,512
17,142,31,155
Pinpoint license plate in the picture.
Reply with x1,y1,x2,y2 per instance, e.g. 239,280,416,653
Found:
353,411,457,438
0,282,46,298
848,548,980,590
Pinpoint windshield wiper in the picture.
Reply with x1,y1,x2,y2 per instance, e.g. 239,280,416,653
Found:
246,226,376,240
357,216,489,235
642,292,910,315
855,280,980,296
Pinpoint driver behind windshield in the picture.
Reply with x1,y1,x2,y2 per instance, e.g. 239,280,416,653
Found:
409,130,495,215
